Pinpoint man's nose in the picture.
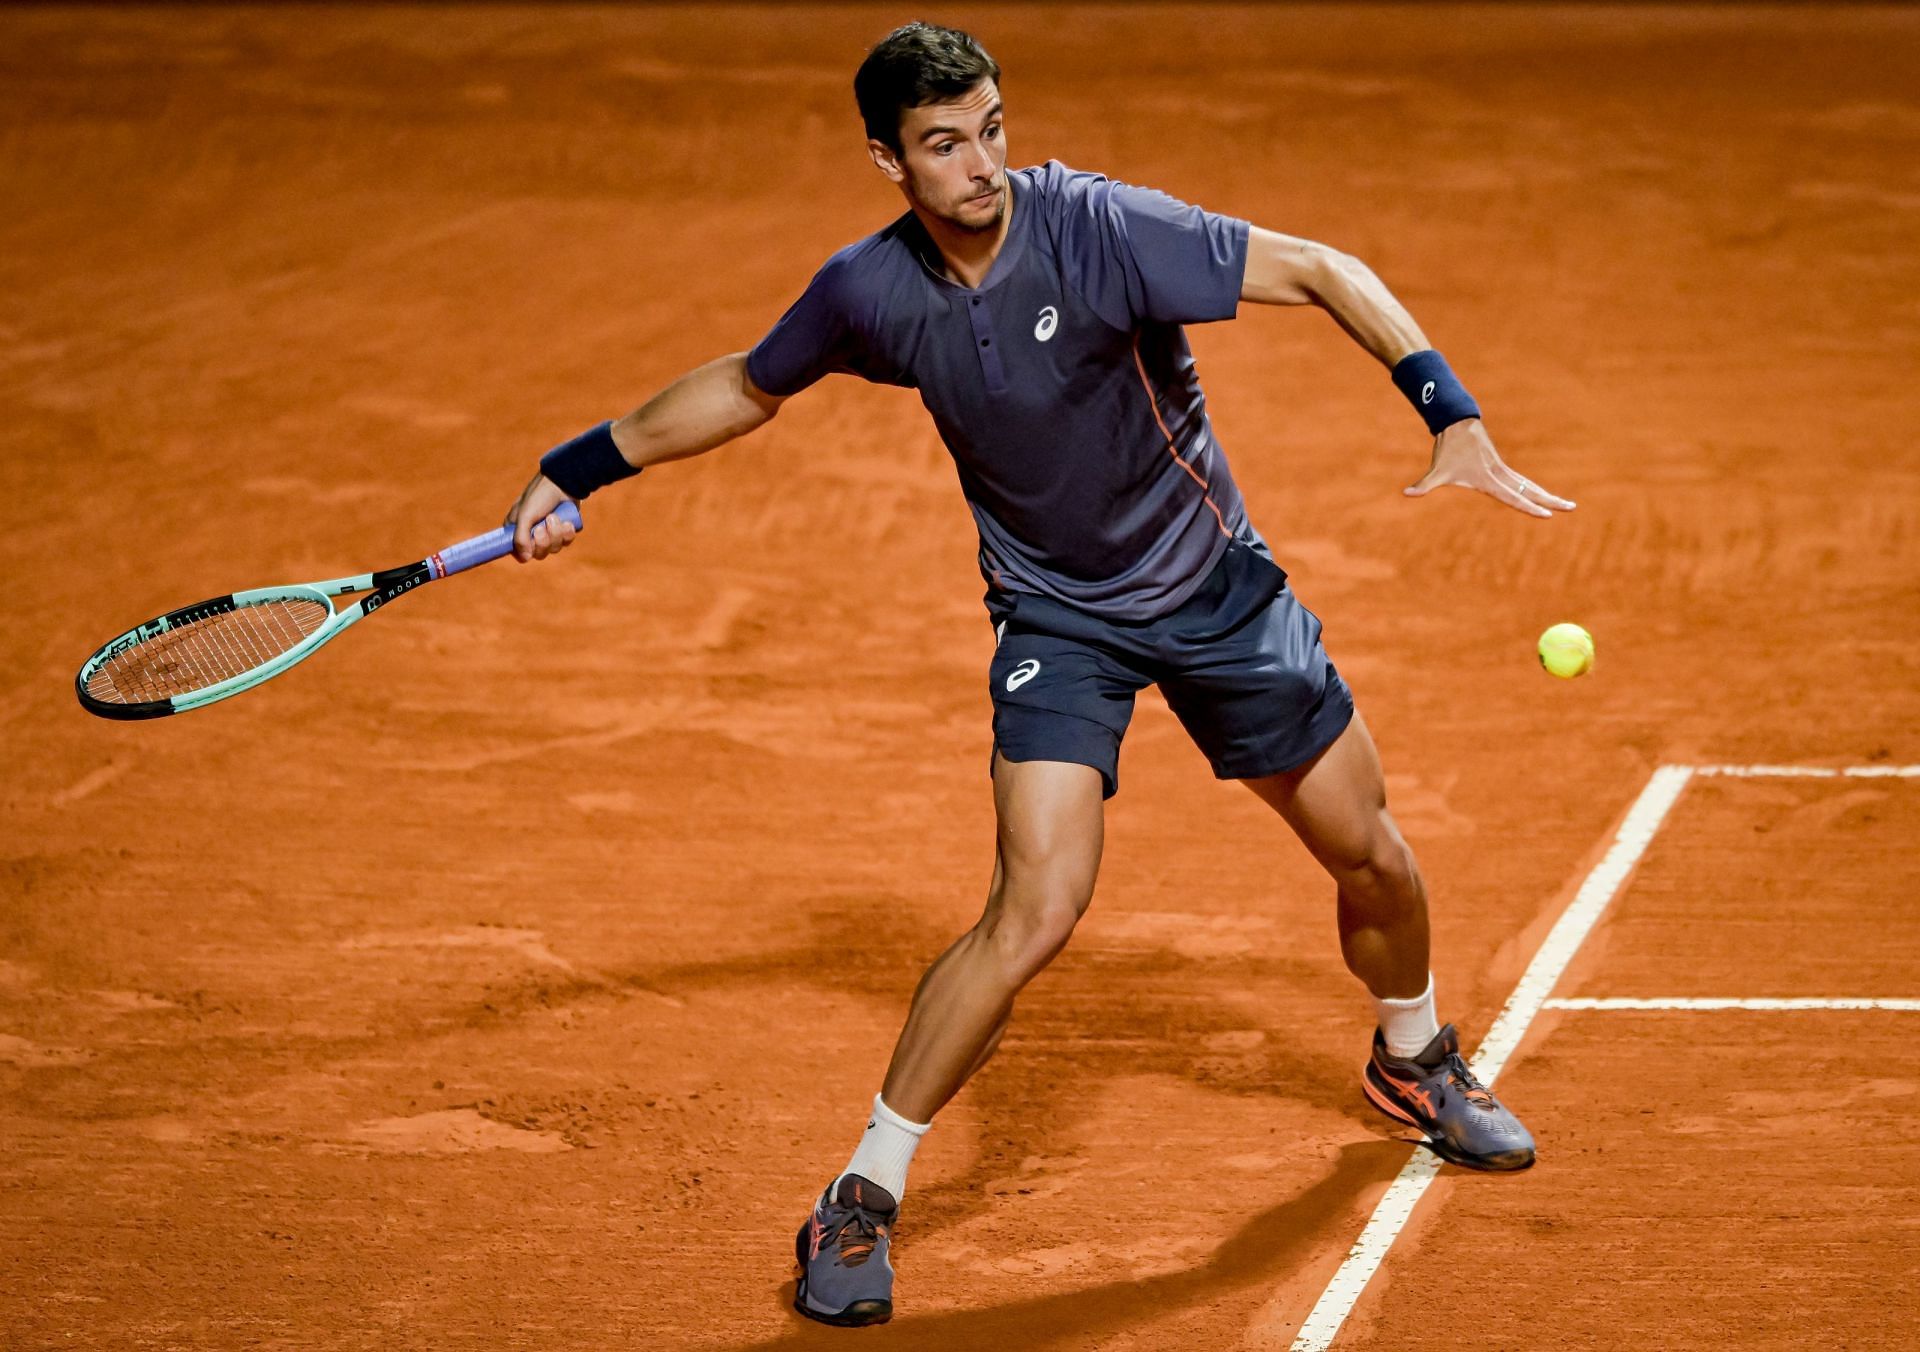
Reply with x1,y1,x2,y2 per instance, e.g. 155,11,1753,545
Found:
967,141,995,178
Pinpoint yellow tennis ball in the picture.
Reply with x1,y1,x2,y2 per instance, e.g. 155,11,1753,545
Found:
1538,623,1595,679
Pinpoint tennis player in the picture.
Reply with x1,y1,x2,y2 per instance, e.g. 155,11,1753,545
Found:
506,22,1572,1328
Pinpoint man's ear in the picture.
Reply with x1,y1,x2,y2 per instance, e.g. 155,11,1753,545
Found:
867,138,905,185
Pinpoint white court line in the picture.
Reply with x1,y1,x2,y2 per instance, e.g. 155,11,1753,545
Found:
1546,996,1920,1011
1283,764,1694,1352
1694,764,1920,778
1279,759,1920,1350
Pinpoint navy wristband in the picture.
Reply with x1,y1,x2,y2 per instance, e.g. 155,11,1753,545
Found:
1390,350,1481,436
539,421,640,500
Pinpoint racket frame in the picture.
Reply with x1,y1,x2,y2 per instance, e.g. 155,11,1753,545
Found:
76,562,431,720
75,502,581,720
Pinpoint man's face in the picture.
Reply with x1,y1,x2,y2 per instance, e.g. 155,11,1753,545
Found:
870,79,1007,233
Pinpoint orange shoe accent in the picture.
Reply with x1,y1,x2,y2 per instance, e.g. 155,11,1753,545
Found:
1374,1068,1435,1116
1363,1075,1422,1126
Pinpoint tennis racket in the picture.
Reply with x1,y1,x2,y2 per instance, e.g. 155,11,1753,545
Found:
75,502,583,720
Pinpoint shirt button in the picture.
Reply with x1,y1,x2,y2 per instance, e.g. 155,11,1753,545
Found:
980,338,990,347
970,297,981,306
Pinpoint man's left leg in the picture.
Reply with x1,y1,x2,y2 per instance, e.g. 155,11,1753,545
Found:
1242,713,1535,1170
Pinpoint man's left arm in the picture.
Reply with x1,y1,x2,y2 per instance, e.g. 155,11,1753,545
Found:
1240,226,1574,519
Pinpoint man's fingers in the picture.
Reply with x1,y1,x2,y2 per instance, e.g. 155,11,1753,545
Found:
508,470,570,562
1497,467,1576,512
509,500,580,563
1403,467,1448,498
1403,448,1567,514
1524,481,1577,511
1487,479,1553,518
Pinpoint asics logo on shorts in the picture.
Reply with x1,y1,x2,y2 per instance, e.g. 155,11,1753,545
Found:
1006,658,1041,691
1034,306,1059,342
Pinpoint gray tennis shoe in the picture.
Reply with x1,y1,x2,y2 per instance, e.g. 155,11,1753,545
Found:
793,1174,897,1327
1363,1024,1536,1171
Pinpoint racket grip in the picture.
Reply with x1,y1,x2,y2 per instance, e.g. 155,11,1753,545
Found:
432,501,585,578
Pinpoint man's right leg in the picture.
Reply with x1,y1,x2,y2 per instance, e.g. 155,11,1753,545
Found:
881,753,1105,1121
793,753,1105,1327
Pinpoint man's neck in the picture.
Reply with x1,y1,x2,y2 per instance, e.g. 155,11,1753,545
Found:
912,189,1014,290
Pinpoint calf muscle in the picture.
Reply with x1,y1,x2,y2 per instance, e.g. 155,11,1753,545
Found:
879,756,1103,1122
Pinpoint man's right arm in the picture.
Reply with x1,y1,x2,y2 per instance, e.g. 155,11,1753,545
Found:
611,350,787,471
508,352,786,561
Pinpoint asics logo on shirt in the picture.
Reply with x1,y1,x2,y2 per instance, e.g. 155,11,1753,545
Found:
1006,659,1041,691
1034,306,1059,342
1420,380,1436,405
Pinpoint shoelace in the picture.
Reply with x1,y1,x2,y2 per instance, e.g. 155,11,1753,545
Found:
1443,1052,1496,1107
825,1205,885,1267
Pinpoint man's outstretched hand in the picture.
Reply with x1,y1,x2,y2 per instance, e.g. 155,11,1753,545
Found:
505,472,581,561
1404,419,1574,519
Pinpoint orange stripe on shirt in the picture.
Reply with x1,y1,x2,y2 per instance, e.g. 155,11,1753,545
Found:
1131,335,1230,538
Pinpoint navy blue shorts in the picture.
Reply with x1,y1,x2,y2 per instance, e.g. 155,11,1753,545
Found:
984,539,1354,799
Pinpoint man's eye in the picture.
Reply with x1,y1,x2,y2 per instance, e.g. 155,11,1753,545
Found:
936,142,954,156
985,124,1001,140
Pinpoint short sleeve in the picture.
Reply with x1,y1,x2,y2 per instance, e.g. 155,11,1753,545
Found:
1042,163,1250,329
746,253,899,397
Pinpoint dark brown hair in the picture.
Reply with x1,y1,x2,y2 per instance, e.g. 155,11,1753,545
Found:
854,21,1002,151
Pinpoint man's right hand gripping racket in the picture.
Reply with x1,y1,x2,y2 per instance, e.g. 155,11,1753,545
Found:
75,503,582,719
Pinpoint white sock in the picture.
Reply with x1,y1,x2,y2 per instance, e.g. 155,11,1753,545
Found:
1374,973,1441,1059
837,1093,929,1202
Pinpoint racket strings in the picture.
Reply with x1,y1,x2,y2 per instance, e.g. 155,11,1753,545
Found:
87,597,331,704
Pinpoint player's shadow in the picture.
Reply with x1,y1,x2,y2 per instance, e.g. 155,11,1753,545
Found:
459,892,1395,1244
731,1139,1398,1351
604,893,1381,1236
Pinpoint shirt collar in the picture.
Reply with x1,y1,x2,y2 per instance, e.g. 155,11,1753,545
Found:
906,169,1031,295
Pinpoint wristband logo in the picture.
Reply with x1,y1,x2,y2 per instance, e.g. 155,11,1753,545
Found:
1034,306,1059,342
1421,380,1436,405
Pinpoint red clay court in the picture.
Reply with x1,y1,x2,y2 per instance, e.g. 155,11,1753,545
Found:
3,5,1917,1348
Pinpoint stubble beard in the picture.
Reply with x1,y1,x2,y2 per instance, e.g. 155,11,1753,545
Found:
945,183,1006,235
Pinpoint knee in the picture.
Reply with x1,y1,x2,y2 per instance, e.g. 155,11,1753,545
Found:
1331,815,1422,905
978,880,1091,985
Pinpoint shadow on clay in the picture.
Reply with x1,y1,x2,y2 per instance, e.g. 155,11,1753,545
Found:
733,1140,1399,1352
577,897,1378,1240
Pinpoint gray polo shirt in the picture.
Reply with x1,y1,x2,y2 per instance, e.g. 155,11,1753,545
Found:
747,160,1262,621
